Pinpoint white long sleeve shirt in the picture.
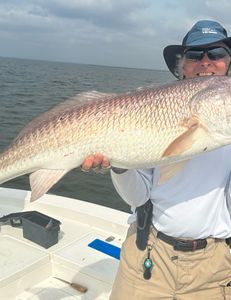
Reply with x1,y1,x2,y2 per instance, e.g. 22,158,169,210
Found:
111,145,231,239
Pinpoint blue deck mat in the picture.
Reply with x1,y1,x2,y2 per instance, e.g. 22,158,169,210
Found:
88,238,121,260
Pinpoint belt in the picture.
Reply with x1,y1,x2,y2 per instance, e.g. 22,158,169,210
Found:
157,231,207,252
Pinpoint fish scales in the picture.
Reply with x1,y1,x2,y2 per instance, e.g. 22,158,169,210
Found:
1,76,231,201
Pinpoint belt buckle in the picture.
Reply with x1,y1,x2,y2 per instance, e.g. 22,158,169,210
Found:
173,239,194,251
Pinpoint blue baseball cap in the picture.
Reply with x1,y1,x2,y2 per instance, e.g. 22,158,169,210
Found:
163,20,231,78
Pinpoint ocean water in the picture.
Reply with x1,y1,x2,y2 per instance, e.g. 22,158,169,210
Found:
0,57,174,212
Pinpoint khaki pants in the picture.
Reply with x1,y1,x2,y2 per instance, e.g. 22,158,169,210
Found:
110,223,231,300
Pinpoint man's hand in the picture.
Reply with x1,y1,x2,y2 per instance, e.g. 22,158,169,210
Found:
81,154,127,174
81,154,110,172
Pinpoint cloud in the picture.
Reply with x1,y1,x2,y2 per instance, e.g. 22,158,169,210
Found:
0,1,155,44
45,0,150,29
0,0,162,68
0,0,231,70
0,0,153,32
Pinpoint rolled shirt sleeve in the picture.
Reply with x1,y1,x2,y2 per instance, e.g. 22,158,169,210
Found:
110,168,154,209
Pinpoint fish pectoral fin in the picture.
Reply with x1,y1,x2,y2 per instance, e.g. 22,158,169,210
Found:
162,119,204,157
29,169,69,202
158,161,188,185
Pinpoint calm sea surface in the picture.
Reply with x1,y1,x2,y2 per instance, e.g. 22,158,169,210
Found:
0,57,174,212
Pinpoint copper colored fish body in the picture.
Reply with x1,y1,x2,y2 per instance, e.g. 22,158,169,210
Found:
1,76,231,201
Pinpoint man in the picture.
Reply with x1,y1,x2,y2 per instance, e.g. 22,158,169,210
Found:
82,20,231,299
164,20,231,79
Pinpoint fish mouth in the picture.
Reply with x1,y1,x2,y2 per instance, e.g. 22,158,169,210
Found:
196,72,215,76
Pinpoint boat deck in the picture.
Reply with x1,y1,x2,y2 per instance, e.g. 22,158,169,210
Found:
0,188,129,299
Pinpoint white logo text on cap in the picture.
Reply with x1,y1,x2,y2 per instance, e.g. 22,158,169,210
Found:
202,28,218,34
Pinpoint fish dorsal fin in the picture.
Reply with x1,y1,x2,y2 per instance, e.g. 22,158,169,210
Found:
158,161,188,185
162,117,205,157
53,91,116,111
29,169,69,202
16,91,116,141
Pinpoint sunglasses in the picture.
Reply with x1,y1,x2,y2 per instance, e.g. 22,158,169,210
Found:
184,46,231,61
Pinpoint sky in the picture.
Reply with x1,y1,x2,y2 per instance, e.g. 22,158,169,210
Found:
0,0,231,70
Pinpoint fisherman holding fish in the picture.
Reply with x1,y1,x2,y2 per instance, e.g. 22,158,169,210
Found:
82,20,231,299
1,19,231,300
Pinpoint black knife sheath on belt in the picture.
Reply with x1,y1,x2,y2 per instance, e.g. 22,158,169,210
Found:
135,199,153,251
